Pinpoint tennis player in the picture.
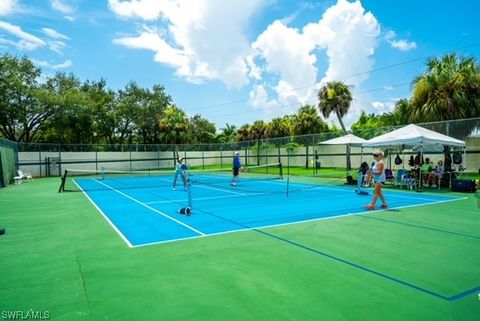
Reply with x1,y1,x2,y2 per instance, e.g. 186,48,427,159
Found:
364,151,388,210
231,151,241,186
173,157,187,190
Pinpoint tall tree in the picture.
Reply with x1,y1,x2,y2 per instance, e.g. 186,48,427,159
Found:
291,105,328,136
217,123,237,143
266,117,291,142
159,106,189,145
82,79,116,144
0,54,50,142
250,120,267,141
410,53,480,122
135,84,172,144
188,114,217,143
317,81,353,169
38,73,92,144
236,124,251,142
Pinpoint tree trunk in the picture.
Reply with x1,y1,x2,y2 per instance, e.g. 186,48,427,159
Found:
335,110,351,171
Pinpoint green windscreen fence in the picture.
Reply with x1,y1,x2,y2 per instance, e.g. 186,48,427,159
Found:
0,139,17,187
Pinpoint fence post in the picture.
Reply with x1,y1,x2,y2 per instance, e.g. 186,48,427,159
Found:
58,144,62,177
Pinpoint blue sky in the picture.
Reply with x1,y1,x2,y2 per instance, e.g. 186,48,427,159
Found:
1,0,479,129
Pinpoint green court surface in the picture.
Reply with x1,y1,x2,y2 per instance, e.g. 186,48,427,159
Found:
1,177,479,321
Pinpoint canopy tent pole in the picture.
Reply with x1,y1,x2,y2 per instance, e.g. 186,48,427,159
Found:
417,145,424,192
464,147,467,170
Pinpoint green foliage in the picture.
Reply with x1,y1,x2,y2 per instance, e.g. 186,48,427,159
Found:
159,106,189,145
291,105,328,136
0,54,46,142
217,124,237,143
410,53,480,122
188,114,217,143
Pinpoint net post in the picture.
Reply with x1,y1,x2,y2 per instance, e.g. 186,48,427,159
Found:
286,176,290,197
58,169,67,193
187,178,192,211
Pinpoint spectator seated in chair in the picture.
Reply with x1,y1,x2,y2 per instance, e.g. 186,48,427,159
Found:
420,158,432,185
426,160,444,188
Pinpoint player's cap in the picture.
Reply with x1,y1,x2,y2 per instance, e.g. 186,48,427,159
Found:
234,151,240,155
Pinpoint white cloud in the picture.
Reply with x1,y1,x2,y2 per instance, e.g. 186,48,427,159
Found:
384,30,396,40
47,40,67,54
42,27,69,40
109,0,385,126
249,0,381,124
31,59,73,69
50,0,74,14
371,101,395,113
0,20,46,51
108,0,169,21
389,39,417,51
384,29,416,51
0,0,17,16
110,0,268,89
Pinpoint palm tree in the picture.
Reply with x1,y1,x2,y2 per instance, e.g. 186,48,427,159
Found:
266,117,291,144
236,124,251,142
410,53,480,122
317,81,353,169
217,123,237,143
291,105,328,136
159,106,189,159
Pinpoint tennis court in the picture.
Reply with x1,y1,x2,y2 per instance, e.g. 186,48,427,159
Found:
1,169,479,321
66,165,462,247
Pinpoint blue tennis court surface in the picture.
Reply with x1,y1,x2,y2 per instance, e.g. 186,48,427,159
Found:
75,175,461,247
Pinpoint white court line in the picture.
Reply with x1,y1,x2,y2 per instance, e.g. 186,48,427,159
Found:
92,179,205,236
158,176,247,196
258,178,460,203
73,180,134,248
145,192,268,205
132,195,466,248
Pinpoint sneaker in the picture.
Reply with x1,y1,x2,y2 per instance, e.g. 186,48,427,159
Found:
231,183,237,186
364,204,375,210
380,204,388,209
172,187,176,191
431,184,437,188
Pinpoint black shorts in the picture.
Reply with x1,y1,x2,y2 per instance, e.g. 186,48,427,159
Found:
233,167,240,176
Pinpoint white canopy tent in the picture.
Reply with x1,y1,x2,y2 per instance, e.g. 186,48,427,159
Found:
319,133,367,147
362,124,465,150
319,134,367,172
362,124,466,189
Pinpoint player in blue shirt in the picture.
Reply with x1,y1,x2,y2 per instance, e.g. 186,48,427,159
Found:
231,151,241,186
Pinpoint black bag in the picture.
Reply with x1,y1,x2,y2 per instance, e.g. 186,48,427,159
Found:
408,155,415,167
346,175,358,185
452,151,462,165
451,179,476,193
359,162,369,175
394,154,403,165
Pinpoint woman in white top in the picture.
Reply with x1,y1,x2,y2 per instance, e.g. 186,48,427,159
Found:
173,158,187,190
365,151,388,210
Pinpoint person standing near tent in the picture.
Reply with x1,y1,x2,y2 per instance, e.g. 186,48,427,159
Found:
365,151,388,210
231,151,241,186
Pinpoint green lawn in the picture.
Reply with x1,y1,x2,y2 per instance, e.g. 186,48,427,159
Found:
0,177,479,321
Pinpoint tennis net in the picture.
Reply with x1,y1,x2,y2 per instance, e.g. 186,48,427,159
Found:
58,163,283,193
